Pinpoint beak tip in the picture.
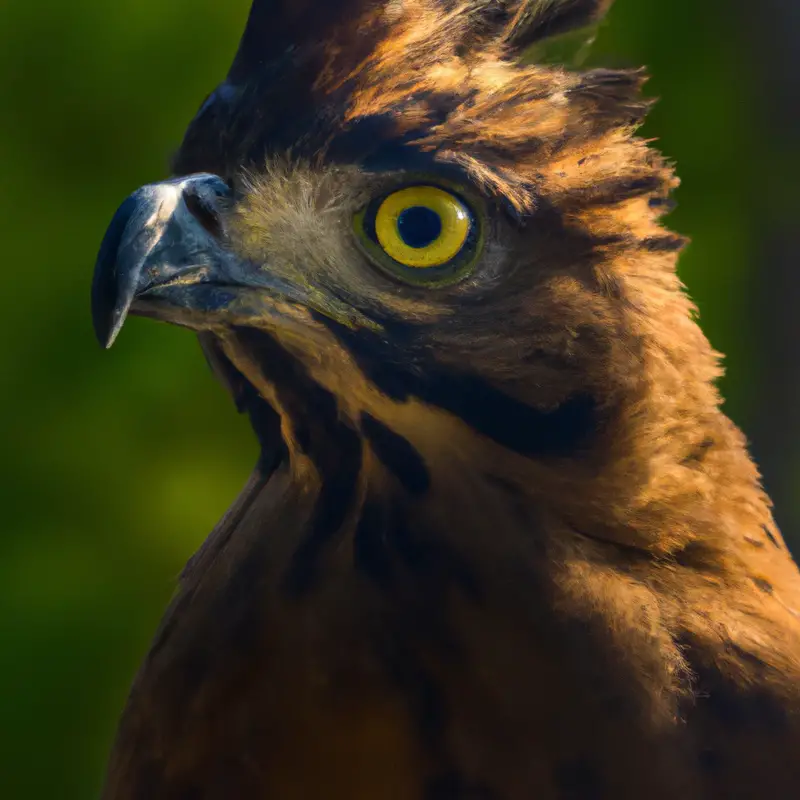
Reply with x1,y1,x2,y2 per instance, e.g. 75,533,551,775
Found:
91,193,141,351
103,323,123,349
92,304,127,349
97,328,118,350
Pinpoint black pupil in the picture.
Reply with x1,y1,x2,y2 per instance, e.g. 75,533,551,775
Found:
396,206,442,249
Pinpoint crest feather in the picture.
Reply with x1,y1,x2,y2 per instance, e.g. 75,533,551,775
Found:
227,1,616,85
467,0,615,54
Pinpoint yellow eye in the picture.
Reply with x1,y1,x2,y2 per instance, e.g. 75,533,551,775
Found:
355,184,482,286
372,186,471,268
375,186,472,269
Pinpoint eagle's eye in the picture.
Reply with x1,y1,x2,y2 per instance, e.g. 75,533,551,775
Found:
355,185,482,285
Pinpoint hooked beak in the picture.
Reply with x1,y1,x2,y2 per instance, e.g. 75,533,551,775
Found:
92,174,234,348
91,173,320,349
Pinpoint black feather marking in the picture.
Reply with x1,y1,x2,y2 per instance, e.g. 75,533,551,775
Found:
313,314,597,459
198,333,286,470
639,234,687,253
282,393,363,597
762,524,782,549
390,516,484,603
325,86,476,168
752,577,774,595
566,175,664,209
648,195,676,210
353,499,395,583
744,536,765,549
326,112,416,163
230,328,363,598
681,437,714,467
361,412,431,495
417,373,596,458
468,0,612,55
326,113,446,173
353,500,482,602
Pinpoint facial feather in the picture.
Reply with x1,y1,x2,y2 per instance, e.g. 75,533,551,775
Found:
190,11,758,574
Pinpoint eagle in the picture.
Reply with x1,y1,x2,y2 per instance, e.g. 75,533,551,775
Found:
91,1,800,797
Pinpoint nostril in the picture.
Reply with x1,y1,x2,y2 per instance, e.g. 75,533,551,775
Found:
183,188,224,239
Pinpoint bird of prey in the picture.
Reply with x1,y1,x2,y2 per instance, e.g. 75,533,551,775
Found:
91,0,800,797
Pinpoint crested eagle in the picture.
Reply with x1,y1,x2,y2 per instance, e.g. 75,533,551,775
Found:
92,1,800,797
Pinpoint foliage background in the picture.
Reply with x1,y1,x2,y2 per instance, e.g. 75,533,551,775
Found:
0,1,797,797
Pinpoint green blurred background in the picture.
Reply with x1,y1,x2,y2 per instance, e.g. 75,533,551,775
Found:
0,1,797,797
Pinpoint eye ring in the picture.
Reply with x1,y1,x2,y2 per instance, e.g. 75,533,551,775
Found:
374,186,470,267
355,184,482,286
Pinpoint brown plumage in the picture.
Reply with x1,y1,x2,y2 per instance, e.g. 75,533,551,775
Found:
91,1,800,798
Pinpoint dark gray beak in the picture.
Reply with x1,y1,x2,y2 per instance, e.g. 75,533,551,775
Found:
92,173,241,348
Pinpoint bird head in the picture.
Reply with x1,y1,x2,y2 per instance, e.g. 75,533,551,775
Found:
92,0,755,569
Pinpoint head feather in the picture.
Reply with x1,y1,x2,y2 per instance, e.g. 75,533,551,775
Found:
227,0,616,86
